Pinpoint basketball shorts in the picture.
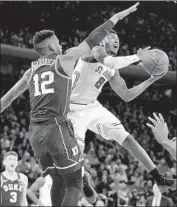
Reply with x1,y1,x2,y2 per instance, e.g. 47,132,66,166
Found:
29,117,83,175
68,101,129,151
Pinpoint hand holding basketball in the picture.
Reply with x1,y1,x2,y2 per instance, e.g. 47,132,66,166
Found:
141,49,169,76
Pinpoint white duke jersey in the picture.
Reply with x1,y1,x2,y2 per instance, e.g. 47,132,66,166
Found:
71,58,115,104
39,175,52,206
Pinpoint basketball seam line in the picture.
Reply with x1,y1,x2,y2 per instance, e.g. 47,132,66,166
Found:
151,51,163,73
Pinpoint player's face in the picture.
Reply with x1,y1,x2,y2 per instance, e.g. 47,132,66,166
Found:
105,33,119,56
3,155,18,172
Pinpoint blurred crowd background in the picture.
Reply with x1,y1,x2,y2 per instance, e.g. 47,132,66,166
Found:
0,1,176,206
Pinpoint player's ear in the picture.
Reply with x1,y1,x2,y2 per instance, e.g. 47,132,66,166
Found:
48,43,56,52
2,159,6,166
100,40,105,47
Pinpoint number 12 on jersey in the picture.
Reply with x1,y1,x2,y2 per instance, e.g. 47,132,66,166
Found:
33,71,54,96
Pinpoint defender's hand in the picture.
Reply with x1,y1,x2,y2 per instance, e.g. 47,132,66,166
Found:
147,113,169,144
116,2,139,20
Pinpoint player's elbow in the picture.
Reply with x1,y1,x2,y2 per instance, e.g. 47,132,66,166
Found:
117,92,130,102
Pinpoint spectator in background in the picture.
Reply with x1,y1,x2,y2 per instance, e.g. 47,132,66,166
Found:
145,184,173,206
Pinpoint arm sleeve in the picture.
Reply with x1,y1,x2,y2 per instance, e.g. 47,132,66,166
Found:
85,20,115,49
104,55,140,69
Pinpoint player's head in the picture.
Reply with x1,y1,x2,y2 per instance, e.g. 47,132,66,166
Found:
100,30,119,56
3,151,18,172
33,30,62,55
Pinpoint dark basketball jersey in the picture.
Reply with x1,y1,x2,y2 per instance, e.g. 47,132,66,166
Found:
0,173,24,206
28,53,72,123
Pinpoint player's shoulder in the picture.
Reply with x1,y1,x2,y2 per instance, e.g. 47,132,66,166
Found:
23,68,32,82
19,173,28,183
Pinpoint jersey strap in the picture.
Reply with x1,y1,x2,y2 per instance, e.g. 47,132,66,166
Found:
55,55,70,79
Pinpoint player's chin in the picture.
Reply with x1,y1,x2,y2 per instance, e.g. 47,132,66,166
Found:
110,50,117,56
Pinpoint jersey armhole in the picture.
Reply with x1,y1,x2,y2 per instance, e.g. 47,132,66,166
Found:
55,55,70,79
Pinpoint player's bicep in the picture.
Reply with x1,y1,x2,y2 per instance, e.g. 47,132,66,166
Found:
109,70,129,98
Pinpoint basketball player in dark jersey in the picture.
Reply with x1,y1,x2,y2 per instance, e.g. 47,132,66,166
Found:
1,3,140,206
1,151,28,206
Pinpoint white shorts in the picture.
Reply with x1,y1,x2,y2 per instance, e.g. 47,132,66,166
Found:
68,101,129,149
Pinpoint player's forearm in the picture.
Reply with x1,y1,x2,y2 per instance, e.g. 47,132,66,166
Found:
104,55,140,69
162,139,176,160
85,20,115,49
1,92,14,113
1,80,28,113
1,86,27,113
126,77,156,102
21,197,28,206
27,190,42,205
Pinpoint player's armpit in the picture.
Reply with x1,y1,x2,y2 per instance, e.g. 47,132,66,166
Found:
1,68,31,113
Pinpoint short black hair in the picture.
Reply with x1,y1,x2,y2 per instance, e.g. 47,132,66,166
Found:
4,151,18,160
33,30,55,45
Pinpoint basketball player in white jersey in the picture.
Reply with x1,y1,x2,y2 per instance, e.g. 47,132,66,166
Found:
1,151,28,206
147,112,176,161
68,30,175,202
27,174,52,206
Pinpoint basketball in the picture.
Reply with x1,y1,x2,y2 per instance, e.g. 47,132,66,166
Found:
142,49,169,76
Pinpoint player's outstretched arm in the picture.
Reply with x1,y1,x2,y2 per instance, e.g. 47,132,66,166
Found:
147,113,176,161
109,70,165,102
0,69,31,113
92,46,150,69
59,2,139,77
27,177,45,206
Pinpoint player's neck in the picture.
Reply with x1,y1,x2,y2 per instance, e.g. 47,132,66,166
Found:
39,49,54,57
3,170,17,178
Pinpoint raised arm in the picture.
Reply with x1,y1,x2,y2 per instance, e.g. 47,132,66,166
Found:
27,177,45,206
147,113,176,161
59,3,139,77
1,68,31,113
91,46,151,69
109,70,165,102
